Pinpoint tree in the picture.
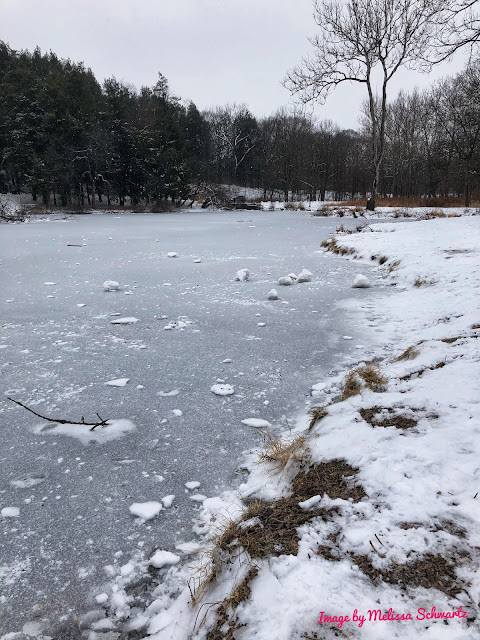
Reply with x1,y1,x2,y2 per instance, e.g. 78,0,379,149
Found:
285,0,452,210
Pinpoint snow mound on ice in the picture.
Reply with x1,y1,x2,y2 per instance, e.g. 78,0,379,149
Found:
129,501,162,520
105,377,129,387
352,274,370,288
163,316,194,331
32,419,136,445
103,280,120,291
167,252,177,258
149,550,180,568
267,289,279,300
241,418,271,428
210,383,235,396
161,495,175,508
1,507,20,517
185,481,200,490
193,258,202,263
234,268,250,281
297,268,313,283
110,317,139,324
278,276,293,286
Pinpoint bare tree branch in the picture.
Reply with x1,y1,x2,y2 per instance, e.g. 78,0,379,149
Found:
7,397,109,431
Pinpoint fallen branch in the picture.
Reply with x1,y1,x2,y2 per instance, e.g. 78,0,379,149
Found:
7,397,109,431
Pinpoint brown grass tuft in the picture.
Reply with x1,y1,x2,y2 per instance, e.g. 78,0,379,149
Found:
378,255,388,265
258,434,308,471
395,346,420,361
356,364,387,392
359,407,418,430
309,406,328,430
341,370,363,400
414,277,436,287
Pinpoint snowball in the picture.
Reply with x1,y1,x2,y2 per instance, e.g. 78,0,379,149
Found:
352,274,370,288
297,269,313,283
234,268,250,281
149,550,180,569
185,481,201,490
298,495,322,510
267,289,279,300
241,418,272,428
105,378,129,387
167,252,177,258
193,258,202,263
95,593,109,604
172,409,183,417
189,494,207,502
210,383,235,396
161,495,175,508
103,280,120,292
129,501,162,520
110,317,139,324
278,276,293,286
1,507,19,518
257,322,266,327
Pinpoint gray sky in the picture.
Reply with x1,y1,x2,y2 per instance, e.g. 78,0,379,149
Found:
0,0,468,129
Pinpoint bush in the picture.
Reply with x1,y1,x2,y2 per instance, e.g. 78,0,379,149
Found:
0,195,27,222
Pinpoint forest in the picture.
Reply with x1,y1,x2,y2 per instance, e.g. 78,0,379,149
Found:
0,40,479,208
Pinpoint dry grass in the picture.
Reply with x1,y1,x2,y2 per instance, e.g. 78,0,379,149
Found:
309,406,328,430
338,195,480,208
353,552,467,599
388,260,401,272
414,277,436,287
395,345,420,361
341,370,363,400
258,433,308,471
378,255,388,265
320,237,357,256
356,364,388,392
359,406,418,430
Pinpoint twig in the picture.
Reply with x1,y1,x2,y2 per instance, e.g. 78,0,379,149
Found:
7,397,109,431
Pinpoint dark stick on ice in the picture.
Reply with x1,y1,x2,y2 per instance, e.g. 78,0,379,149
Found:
6,397,109,431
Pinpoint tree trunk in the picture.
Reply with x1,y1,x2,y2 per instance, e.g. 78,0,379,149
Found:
464,166,470,208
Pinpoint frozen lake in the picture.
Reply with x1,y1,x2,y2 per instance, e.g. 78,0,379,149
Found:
0,210,384,636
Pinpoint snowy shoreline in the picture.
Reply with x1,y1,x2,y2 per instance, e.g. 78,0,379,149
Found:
124,216,480,640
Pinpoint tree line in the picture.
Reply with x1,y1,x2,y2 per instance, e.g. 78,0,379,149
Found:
0,40,478,208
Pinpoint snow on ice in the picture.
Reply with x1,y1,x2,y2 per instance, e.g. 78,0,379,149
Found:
149,550,181,569
297,268,313,283
129,501,162,520
32,419,136,445
210,383,234,396
278,276,293,286
234,268,250,281
241,418,271,428
110,316,139,324
1,507,20,518
185,481,200,490
267,289,279,300
352,273,370,288
105,377,129,387
103,280,120,291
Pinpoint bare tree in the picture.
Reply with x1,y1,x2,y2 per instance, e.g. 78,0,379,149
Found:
284,0,452,210
434,1,480,60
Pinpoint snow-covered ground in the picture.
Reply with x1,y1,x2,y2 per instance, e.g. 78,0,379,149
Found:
0,210,388,638
104,216,478,640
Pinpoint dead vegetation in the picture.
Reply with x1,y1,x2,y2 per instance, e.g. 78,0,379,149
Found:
320,237,357,256
359,406,418,430
258,433,308,471
309,405,329,430
340,364,388,400
395,345,420,361
353,552,467,599
414,277,436,287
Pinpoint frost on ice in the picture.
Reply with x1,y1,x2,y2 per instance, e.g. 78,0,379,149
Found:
241,418,271,428
129,501,162,520
352,273,370,288
103,280,121,292
210,383,235,396
234,268,250,281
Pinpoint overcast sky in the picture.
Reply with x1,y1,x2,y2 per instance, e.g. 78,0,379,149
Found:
1,0,468,129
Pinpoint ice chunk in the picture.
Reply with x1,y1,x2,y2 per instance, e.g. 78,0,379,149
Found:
167,252,177,258
210,383,234,396
1,507,19,517
234,268,250,281
352,274,370,288
185,481,201,490
193,258,202,263
267,289,279,300
105,378,129,387
44,282,56,286
287,272,297,280
110,317,139,324
149,550,180,568
297,268,313,283
172,409,183,417
129,501,162,520
278,276,293,286
103,280,120,292
257,322,266,327
189,494,207,502
241,418,271,428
